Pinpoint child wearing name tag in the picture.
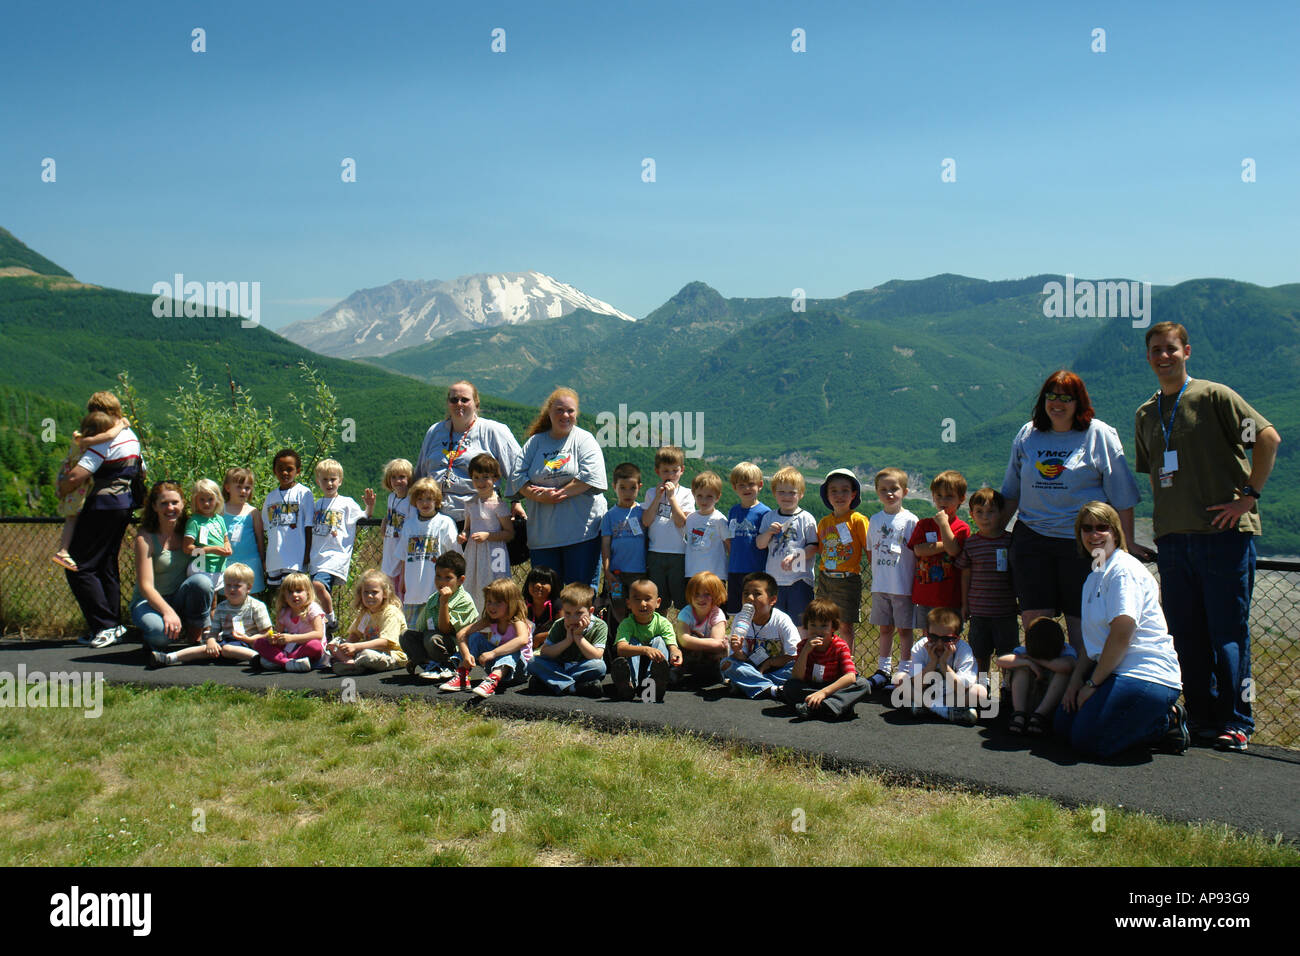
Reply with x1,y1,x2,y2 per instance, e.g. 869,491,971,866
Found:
184,479,231,592
814,468,870,652
956,487,1018,694
865,467,918,691
908,470,970,637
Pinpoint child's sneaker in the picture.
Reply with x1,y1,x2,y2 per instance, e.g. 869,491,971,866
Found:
285,658,312,673
950,707,978,726
149,650,175,668
611,658,635,701
1215,730,1248,752
472,672,502,698
440,668,472,692
259,656,278,670
867,669,892,692
648,659,669,702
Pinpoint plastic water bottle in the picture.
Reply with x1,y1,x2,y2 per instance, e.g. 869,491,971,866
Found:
730,602,755,642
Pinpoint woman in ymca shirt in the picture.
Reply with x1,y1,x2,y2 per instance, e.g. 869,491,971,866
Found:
504,388,607,588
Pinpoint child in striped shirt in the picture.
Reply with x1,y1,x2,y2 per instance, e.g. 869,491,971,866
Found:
956,488,1018,682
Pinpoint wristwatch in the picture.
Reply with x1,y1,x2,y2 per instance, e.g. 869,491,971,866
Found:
1241,484,1261,500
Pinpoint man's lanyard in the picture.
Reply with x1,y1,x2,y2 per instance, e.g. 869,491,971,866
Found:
1157,378,1190,451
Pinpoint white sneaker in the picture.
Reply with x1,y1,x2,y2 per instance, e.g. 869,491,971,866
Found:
90,628,122,648
284,658,312,673
150,651,173,667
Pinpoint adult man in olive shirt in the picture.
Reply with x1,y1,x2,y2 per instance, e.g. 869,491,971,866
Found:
1134,322,1281,752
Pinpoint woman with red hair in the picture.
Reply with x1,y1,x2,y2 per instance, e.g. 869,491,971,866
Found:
1000,370,1147,653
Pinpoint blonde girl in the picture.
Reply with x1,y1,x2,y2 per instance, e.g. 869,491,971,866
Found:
222,467,266,594
441,577,532,698
184,478,232,590
252,571,325,672
379,458,414,601
331,570,408,675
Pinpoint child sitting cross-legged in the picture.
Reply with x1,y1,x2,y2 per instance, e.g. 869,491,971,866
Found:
526,582,608,696
781,598,872,720
996,616,1076,736
894,607,987,725
400,551,479,681
330,570,408,675
611,577,681,702
719,571,801,702
672,571,729,686
151,562,267,667
442,577,533,698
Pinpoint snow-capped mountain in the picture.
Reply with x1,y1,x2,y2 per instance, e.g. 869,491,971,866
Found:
279,271,636,358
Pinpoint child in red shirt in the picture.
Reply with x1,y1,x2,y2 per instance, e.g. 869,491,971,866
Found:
781,598,872,720
907,470,970,634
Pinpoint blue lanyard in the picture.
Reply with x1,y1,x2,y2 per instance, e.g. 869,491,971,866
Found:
1157,378,1189,451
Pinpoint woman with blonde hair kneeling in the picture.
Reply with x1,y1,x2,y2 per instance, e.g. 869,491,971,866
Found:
1057,501,1188,757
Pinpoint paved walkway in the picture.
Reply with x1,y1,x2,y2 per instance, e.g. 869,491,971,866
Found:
4,637,1297,842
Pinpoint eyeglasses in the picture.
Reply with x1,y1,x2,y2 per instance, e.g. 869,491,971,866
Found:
1044,392,1077,403
1080,523,1112,534
448,397,473,405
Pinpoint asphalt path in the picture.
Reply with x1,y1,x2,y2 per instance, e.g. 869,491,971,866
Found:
4,637,1297,843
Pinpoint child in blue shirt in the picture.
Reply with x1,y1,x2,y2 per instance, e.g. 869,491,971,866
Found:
726,461,771,613
601,462,647,627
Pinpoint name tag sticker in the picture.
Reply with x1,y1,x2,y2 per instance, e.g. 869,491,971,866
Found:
812,663,825,682
996,548,1008,572
836,522,851,542
926,532,938,544
890,541,902,554
1163,450,1179,473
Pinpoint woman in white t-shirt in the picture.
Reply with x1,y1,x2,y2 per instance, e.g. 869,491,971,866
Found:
1057,502,1188,757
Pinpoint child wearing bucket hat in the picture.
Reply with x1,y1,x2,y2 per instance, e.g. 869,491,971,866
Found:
814,468,870,652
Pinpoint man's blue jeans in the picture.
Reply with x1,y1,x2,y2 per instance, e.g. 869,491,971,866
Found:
1156,531,1255,735
1054,674,1180,758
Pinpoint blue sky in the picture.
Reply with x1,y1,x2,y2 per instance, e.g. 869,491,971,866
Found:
3,0,1297,328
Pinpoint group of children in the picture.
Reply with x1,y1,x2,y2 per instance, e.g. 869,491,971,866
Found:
125,440,1069,726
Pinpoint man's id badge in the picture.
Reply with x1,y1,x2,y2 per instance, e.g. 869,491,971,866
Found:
1163,450,1179,473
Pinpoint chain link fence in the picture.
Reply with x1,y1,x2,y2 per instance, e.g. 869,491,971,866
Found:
2,517,1296,749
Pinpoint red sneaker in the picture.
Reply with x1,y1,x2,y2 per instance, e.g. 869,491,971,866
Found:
440,668,472,692
472,672,502,698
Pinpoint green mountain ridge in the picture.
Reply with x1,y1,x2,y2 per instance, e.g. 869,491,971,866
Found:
1,230,1295,554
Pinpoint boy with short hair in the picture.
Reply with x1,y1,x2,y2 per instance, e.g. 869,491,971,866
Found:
400,551,479,681
895,607,986,725
996,616,1076,736
782,598,872,720
309,458,375,633
957,488,1018,684
262,448,315,598
151,562,267,667
725,462,771,613
601,462,647,626
719,572,801,700
683,470,731,583
756,466,818,623
641,446,693,613
613,577,681,702
527,582,608,696
866,467,918,691
907,470,970,633
814,468,870,651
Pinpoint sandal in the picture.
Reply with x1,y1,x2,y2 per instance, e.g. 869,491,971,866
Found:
1008,711,1029,735
1027,712,1050,737
52,551,79,572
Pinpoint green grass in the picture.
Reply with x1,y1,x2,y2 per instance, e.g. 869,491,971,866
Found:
0,684,1294,866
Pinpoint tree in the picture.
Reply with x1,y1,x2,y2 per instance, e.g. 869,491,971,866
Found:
118,362,340,491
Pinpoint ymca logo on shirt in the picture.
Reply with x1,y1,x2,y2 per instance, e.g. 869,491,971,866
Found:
1035,458,1065,480
543,453,571,473
268,501,299,527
